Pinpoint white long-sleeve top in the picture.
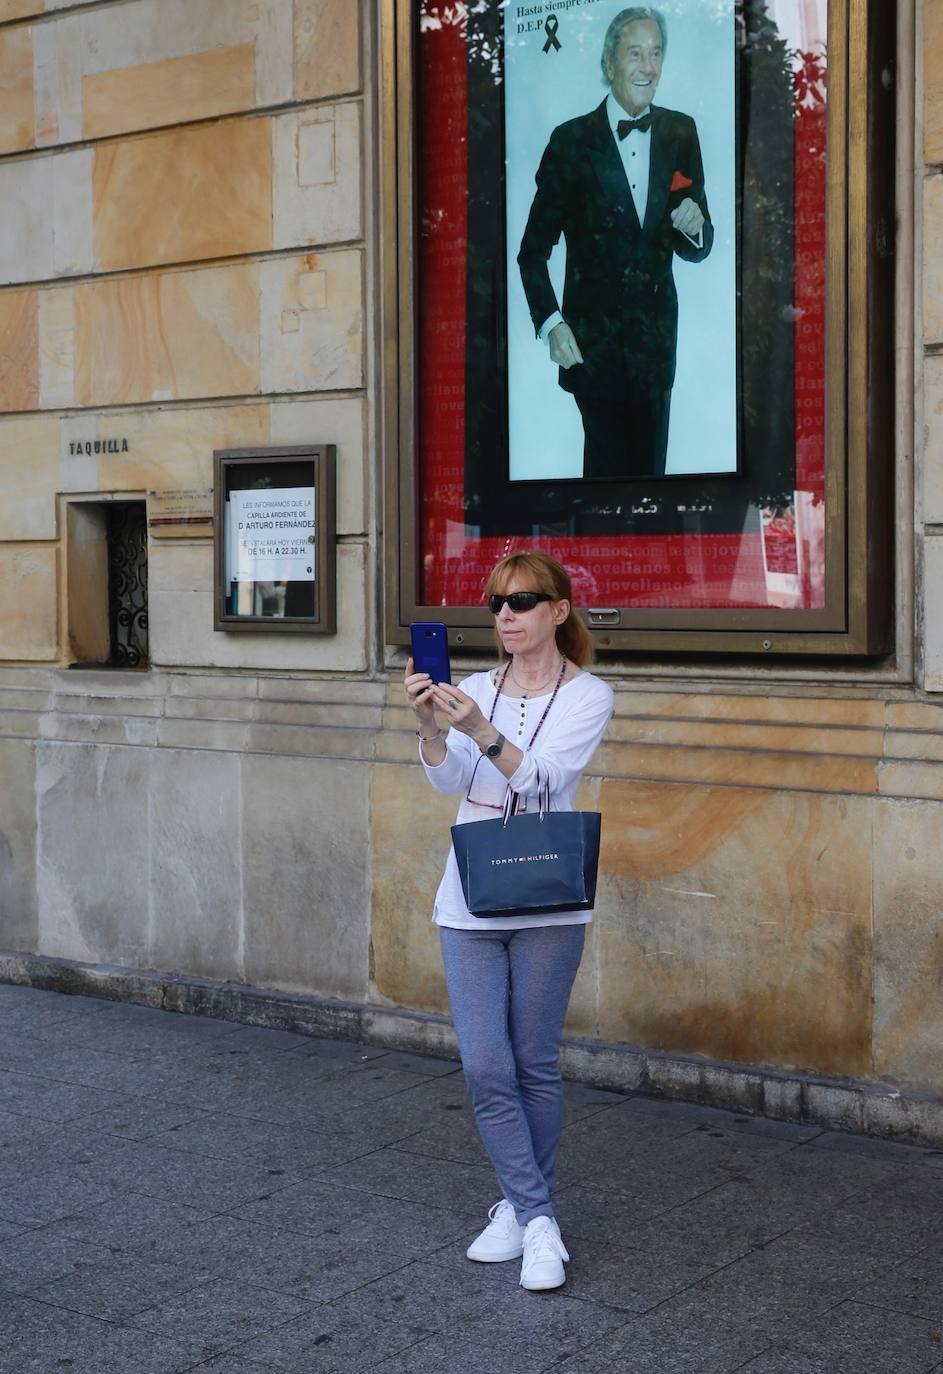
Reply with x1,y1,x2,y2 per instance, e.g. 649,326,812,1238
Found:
421,669,614,930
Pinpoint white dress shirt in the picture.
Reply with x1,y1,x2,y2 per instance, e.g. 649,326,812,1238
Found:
608,92,652,226
539,96,701,344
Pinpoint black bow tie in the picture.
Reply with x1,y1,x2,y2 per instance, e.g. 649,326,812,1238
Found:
617,113,654,138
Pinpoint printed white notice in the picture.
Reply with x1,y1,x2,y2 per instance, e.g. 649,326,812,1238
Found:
229,487,316,582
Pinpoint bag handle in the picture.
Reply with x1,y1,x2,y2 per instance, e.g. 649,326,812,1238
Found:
502,769,551,826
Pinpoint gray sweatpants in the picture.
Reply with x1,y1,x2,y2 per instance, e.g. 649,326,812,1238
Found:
438,923,586,1227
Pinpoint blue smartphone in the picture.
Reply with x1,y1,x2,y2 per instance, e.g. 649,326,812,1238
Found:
410,621,452,685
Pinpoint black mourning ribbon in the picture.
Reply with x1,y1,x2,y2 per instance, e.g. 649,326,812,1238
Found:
542,15,561,52
617,112,655,138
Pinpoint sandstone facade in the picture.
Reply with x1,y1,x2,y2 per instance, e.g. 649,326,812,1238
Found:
0,1,939,1123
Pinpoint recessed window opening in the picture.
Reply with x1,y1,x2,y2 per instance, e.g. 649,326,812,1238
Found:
65,499,149,670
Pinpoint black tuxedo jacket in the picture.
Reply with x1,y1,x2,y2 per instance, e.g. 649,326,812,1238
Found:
517,101,713,400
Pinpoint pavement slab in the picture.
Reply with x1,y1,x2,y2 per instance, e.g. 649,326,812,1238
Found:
45,1193,221,1257
554,1179,774,1264
30,1247,214,1322
674,1228,901,1323
736,1299,943,1373
228,1176,473,1263
796,1175,943,1254
0,1289,207,1373
123,1210,440,1304
0,993,113,1038
93,1137,307,1212
444,1283,629,1362
808,1129,938,1165
142,1110,380,1175
0,1115,115,1189
310,1143,499,1217
0,1229,118,1297
286,1037,390,1065
232,1258,501,1372
69,1096,208,1143
125,1275,316,1359
318,1063,446,1105
0,1067,129,1123
2,985,941,1373
381,1108,491,1169
551,1291,783,1374
362,1049,461,1078
0,1155,131,1228
554,1178,673,1236
554,1133,732,1210
176,1359,271,1374
549,1233,722,1313
855,1239,943,1324
358,1335,530,1374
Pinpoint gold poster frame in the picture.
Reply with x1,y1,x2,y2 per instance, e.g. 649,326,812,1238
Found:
381,0,895,656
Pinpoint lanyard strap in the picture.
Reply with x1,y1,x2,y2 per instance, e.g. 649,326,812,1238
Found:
488,654,566,750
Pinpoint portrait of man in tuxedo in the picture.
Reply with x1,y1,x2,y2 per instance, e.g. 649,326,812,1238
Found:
517,6,714,480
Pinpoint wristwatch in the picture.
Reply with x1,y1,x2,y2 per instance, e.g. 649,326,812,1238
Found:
484,732,505,760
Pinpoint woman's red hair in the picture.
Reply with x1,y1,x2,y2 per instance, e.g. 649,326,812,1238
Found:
486,551,594,667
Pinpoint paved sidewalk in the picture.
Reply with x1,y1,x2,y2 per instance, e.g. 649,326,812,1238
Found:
1,986,943,1374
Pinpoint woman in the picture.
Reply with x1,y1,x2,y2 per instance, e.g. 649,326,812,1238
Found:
404,551,614,1291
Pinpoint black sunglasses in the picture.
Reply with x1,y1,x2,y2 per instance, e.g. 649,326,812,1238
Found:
488,592,553,614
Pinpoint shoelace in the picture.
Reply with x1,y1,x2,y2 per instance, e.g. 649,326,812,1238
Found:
488,1199,517,1232
522,1219,569,1268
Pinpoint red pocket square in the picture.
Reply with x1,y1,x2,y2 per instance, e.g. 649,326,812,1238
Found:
670,170,693,193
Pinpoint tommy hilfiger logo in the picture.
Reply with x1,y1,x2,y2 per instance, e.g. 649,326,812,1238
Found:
491,853,560,866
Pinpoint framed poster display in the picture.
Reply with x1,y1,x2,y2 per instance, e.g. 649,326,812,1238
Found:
213,445,336,633
506,4,736,484
382,0,895,655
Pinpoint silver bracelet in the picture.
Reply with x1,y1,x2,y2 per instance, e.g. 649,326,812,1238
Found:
416,728,443,743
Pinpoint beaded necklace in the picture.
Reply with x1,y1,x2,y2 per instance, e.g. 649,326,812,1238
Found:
488,654,567,750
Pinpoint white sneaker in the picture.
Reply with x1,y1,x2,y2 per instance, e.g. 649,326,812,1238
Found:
519,1215,569,1290
466,1199,525,1262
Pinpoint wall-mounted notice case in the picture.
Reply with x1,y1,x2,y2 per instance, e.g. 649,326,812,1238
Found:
214,445,336,634
381,0,896,656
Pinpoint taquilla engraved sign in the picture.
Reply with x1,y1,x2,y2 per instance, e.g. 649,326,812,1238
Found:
68,438,130,456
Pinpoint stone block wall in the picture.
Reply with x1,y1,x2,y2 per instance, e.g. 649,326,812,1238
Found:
3,670,943,1102
0,0,368,674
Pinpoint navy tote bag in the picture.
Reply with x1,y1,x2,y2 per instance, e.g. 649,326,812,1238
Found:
451,789,602,919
